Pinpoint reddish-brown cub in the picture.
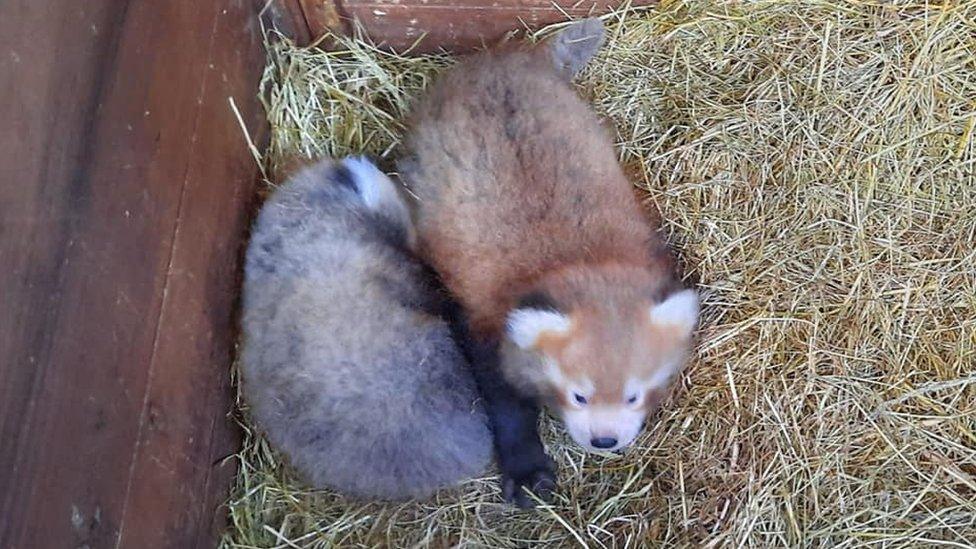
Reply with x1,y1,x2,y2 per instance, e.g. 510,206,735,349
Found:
400,18,699,507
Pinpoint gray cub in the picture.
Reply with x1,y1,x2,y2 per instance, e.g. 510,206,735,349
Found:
241,157,492,500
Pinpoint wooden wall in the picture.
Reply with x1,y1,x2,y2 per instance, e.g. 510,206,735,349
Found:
0,1,266,547
268,0,655,52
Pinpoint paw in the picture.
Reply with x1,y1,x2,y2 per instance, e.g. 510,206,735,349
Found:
501,462,557,509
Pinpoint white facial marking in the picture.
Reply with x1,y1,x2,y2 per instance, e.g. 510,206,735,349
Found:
506,309,571,349
648,289,700,337
624,378,648,406
564,376,595,408
541,357,568,387
561,406,646,452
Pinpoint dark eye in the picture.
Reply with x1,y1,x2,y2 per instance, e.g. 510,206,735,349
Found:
573,393,588,405
627,395,639,405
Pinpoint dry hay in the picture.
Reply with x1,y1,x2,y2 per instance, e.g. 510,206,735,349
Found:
222,1,976,547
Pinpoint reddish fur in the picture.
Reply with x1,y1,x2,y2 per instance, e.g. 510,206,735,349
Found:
402,40,687,401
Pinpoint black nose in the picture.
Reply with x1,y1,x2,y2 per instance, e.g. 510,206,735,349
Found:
590,437,618,449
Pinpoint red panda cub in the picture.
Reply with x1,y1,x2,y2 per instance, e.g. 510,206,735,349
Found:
399,19,699,507
241,157,492,500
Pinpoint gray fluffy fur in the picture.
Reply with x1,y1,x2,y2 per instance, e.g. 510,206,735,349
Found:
241,157,492,500
549,18,606,80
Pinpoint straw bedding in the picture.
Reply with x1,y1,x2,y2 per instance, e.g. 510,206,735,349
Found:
222,1,976,546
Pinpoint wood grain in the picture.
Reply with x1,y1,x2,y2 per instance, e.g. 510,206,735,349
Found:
260,0,313,46
295,0,655,51
0,1,265,547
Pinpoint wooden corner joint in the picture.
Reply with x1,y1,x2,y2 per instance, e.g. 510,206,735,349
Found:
298,0,347,39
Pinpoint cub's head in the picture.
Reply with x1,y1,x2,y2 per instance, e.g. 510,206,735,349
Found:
506,288,699,452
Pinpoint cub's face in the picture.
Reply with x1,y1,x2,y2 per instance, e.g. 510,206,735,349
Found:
507,289,699,452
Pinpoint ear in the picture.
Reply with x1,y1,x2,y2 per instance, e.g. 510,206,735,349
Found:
506,308,572,350
548,17,605,80
648,289,699,337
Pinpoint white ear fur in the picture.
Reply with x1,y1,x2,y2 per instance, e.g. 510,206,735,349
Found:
647,360,682,389
649,289,700,336
506,308,572,349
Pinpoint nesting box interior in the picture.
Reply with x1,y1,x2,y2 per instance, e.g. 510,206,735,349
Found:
265,0,654,51
3,0,975,547
0,1,640,547
222,5,976,545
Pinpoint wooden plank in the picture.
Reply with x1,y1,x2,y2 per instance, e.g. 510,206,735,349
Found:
260,0,313,46
113,2,266,546
299,0,348,41
0,1,265,547
296,0,655,52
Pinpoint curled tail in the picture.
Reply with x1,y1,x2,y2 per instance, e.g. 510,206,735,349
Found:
340,156,417,249
547,17,606,80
